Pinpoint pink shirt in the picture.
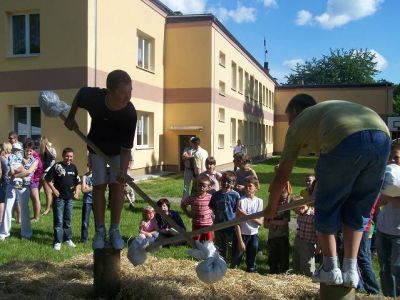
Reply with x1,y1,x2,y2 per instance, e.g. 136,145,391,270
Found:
140,218,157,233
31,150,43,184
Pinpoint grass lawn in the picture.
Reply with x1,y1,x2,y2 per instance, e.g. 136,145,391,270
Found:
0,155,381,282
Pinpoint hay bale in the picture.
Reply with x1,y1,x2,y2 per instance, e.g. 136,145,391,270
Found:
0,253,390,299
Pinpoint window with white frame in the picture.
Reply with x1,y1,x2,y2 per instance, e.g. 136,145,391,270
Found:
13,106,41,145
136,111,154,148
137,30,155,72
218,134,225,149
244,72,249,100
219,81,226,96
254,80,258,102
244,121,248,144
250,76,255,100
219,51,226,67
218,107,225,122
238,67,243,94
238,120,244,142
10,13,40,56
231,62,237,90
259,83,262,104
230,118,236,146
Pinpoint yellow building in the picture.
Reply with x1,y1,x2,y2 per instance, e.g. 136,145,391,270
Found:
274,83,394,153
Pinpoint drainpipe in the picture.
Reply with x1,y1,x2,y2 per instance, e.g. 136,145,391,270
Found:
211,28,215,157
94,0,97,86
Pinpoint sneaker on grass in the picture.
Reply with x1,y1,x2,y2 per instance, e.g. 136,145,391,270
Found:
312,266,343,285
92,229,106,250
342,269,359,288
110,228,125,250
65,240,76,248
54,243,62,251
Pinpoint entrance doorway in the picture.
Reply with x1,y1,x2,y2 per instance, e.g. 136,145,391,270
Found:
179,135,195,171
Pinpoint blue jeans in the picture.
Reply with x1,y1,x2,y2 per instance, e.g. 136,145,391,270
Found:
231,234,259,272
357,231,380,295
53,197,73,244
80,202,93,242
315,130,390,233
376,231,400,297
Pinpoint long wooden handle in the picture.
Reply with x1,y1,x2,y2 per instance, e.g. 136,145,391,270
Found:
146,196,314,252
59,114,196,248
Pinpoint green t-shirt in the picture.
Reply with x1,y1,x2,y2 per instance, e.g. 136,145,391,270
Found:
281,100,390,161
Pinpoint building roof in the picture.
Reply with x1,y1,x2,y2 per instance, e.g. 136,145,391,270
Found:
150,0,174,15
166,14,277,85
276,83,393,90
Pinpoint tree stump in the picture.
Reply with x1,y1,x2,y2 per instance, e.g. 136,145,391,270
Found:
320,283,355,300
93,247,121,299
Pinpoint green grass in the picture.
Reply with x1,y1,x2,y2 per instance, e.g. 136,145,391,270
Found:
0,156,381,282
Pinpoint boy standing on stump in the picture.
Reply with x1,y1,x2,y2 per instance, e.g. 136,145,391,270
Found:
65,69,137,250
265,94,390,288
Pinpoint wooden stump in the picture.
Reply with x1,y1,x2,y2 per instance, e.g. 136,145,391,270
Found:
320,283,355,300
93,247,121,299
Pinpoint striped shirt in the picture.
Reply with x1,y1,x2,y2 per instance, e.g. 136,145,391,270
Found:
296,208,316,243
182,193,213,226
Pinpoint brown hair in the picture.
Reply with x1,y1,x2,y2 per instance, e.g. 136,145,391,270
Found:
106,69,132,91
243,175,260,190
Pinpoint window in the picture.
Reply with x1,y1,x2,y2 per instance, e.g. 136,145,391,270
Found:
262,86,266,106
13,106,41,145
244,121,248,144
230,118,236,146
218,134,225,149
231,62,237,91
250,76,254,100
244,72,249,100
219,81,226,96
259,83,262,104
238,67,243,94
11,13,40,55
268,90,272,108
219,51,226,67
218,108,225,122
254,80,258,102
272,92,275,109
136,111,154,148
137,31,155,72
238,120,244,142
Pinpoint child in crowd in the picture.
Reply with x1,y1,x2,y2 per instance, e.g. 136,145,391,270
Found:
265,164,292,274
209,171,240,262
231,176,264,272
139,206,159,240
292,197,317,276
124,184,135,206
80,162,93,243
156,198,186,238
199,157,222,195
45,147,80,251
300,174,315,198
181,175,213,242
375,144,400,297
235,154,258,196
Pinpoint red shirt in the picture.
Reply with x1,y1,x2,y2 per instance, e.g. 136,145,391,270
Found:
182,193,213,227
296,208,316,243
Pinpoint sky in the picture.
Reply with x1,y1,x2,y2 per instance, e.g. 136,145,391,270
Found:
159,0,399,85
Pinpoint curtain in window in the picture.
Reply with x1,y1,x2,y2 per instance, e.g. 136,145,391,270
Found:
29,14,40,54
12,15,25,55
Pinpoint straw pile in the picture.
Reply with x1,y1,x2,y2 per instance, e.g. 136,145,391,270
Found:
0,252,387,299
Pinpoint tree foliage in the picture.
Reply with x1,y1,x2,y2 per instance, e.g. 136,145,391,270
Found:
285,49,380,85
393,84,400,116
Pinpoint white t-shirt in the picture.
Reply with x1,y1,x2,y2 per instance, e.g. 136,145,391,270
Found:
194,146,208,174
238,196,263,235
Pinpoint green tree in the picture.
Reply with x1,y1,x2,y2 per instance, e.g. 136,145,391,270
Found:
393,84,400,116
285,49,380,85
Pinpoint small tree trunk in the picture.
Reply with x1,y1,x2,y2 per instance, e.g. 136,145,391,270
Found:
320,283,355,300
93,247,121,299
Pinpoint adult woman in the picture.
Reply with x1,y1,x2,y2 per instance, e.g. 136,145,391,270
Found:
0,140,38,240
39,137,56,215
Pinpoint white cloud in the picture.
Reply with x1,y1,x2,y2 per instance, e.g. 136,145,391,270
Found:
260,0,278,8
370,49,388,71
213,5,257,24
160,0,206,14
282,59,304,69
296,10,313,26
296,0,384,29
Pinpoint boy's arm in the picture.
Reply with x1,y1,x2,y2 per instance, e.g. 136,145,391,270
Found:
180,201,192,218
81,175,93,193
46,180,60,198
64,92,80,130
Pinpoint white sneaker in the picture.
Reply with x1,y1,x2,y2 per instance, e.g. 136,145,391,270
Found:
65,240,76,248
342,269,359,288
0,234,7,241
312,266,343,285
110,228,125,250
54,243,62,251
92,229,106,250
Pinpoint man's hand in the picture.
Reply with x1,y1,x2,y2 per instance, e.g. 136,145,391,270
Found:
264,205,277,220
64,117,79,131
53,190,60,198
73,191,79,200
117,171,130,184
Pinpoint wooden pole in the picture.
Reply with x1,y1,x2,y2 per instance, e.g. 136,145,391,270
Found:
320,284,355,300
93,247,121,299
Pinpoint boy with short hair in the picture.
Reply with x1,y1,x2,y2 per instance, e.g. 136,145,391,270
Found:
300,174,315,198
292,198,317,276
209,171,240,262
181,175,213,242
45,147,80,251
231,176,264,272
65,69,137,250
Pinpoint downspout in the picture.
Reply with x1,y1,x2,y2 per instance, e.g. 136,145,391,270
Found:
94,0,97,86
211,27,215,157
